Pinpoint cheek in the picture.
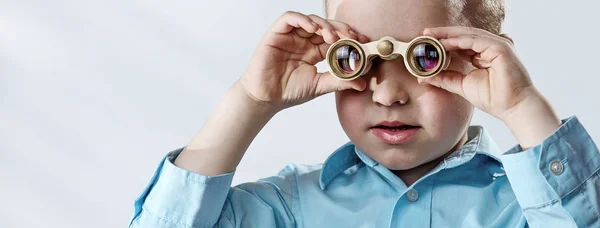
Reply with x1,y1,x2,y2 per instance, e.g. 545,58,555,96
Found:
336,91,367,135
419,53,474,136
419,88,473,137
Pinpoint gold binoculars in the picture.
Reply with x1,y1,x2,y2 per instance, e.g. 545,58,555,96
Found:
325,36,451,80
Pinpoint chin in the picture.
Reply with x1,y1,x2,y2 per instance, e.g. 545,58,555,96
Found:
371,147,427,170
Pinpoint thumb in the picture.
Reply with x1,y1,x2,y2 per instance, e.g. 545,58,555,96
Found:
314,72,367,97
417,70,466,97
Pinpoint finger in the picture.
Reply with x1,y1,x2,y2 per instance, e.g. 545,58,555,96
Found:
417,70,466,97
423,26,492,39
440,35,510,63
472,54,492,68
306,14,339,44
294,25,319,38
314,72,367,96
316,42,330,60
358,34,370,44
451,50,476,66
271,11,319,35
461,49,477,56
326,19,358,40
309,34,325,45
499,33,514,45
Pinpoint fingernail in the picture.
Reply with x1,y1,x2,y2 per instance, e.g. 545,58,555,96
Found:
359,34,369,42
348,29,357,36
330,29,340,39
311,21,320,28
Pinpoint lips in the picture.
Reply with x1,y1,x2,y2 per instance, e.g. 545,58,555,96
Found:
372,125,420,131
372,121,420,129
370,121,421,144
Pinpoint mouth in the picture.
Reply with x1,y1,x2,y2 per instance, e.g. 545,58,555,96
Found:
371,125,421,131
370,121,421,144
372,120,421,130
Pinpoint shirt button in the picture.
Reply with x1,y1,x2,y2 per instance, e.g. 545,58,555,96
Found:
406,189,419,202
549,160,564,175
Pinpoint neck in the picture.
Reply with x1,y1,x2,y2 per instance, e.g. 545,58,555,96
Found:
393,131,469,187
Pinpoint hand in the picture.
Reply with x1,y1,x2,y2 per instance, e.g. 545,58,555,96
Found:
239,11,368,113
419,26,561,148
418,26,535,121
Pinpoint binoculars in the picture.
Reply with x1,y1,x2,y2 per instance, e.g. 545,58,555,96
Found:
325,36,451,80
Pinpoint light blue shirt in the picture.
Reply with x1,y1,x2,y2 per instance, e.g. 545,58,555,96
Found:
129,116,600,227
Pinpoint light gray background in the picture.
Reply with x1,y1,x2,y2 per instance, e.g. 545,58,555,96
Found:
1,0,598,227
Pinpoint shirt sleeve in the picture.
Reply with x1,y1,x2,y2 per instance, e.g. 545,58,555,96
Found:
128,148,298,228
500,116,600,228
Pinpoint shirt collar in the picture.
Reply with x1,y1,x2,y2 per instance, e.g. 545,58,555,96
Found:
319,125,503,190
318,141,360,190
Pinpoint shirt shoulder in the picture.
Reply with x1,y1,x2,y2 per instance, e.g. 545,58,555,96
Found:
257,141,363,193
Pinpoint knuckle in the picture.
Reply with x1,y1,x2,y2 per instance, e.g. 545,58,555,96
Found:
501,44,514,54
319,22,333,29
279,11,291,20
282,11,300,19
467,26,483,33
493,43,511,54
464,34,478,42
494,37,511,48
331,20,351,30
281,11,292,17
283,10,297,15
307,14,323,22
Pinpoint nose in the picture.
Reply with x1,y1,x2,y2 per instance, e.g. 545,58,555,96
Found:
369,61,411,106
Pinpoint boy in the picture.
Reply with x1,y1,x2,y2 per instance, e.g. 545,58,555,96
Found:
129,0,600,227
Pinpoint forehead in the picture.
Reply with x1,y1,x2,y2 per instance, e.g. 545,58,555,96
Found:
333,0,452,42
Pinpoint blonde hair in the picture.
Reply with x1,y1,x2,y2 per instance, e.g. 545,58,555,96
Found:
324,0,505,34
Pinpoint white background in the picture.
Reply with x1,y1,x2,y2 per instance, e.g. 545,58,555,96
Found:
1,0,599,227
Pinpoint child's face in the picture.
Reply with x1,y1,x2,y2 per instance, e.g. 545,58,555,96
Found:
333,0,476,170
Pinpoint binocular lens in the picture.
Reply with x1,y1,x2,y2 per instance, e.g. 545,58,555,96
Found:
336,45,361,73
412,43,440,72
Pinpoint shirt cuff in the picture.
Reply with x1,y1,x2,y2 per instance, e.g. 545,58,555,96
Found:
500,116,600,208
131,147,235,227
